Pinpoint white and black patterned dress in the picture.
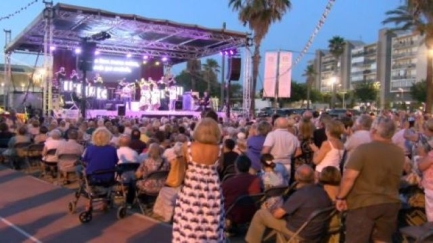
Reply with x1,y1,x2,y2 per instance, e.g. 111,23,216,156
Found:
172,142,225,243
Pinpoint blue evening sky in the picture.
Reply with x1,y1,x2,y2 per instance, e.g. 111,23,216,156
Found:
0,0,401,89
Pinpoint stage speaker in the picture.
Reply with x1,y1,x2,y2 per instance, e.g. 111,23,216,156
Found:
227,57,241,81
175,101,183,110
78,41,97,72
117,105,126,116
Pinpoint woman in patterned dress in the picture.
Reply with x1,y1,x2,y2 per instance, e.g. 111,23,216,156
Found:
172,118,224,243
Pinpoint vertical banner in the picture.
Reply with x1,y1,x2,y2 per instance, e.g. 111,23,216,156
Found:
263,52,278,97
278,51,292,98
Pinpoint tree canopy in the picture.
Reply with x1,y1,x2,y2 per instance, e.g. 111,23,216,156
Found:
410,80,427,103
353,81,379,103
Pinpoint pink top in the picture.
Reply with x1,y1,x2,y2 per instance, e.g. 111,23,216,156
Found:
422,151,433,190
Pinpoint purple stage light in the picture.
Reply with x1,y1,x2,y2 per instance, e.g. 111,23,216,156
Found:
229,50,234,55
74,48,81,54
220,51,223,55
143,55,149,60
126,53,132,58
162,57,168,62
50,46,56,51
95,50,100,55
224,51,229,55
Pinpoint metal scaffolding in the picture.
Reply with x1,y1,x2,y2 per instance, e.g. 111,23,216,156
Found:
3,30,11,109
42,1,54,116
242,47,252,118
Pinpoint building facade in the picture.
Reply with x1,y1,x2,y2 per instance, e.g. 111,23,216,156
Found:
309,28,428,108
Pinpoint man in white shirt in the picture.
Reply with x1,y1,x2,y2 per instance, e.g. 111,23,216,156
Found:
262,117,301,182
116,135,139,164
345,115,373,162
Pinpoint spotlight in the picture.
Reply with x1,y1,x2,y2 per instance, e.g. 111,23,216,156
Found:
143,61,147,65
75,48,81,54
224,51,228,55
155,61,160,66
143,55,149,60
91,31,111,41
220,51,223,55
50,46,56,51
229,50,234,55
95,50,100,55
162,57,168,62
126,53,132,58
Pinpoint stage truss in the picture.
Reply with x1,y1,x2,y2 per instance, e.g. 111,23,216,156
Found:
4,2,247,115
242,47,252,118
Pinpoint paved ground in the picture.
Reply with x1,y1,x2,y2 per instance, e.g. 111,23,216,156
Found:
0,166,172,243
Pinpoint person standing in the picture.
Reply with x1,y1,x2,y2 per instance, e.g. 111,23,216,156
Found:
172,118,225,242
336,117,404,243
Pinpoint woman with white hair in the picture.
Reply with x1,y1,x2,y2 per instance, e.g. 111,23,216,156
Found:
42,129,64,176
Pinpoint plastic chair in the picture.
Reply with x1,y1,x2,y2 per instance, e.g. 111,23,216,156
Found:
57,153,81,185
400,222,433,242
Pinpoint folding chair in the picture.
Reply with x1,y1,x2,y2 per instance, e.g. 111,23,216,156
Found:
225,193,265,237
24,143,44,173
263,186,290,199
12,142,32,170
41,148,58,179
57,153,81,185
136,170,169,214
264,206,337,243
400,222,433,243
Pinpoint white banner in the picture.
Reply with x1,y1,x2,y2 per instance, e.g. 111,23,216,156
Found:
263,52,278,98
278,52,292,98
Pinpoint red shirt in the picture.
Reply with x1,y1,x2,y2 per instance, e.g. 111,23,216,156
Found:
222,173,261,224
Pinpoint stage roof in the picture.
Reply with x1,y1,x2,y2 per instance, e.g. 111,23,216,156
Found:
5,3,247,63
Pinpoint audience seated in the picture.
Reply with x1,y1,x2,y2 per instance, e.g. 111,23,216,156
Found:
136,143,169,195
318,166,341,202
153,142,186,222
56,129,84,184
245,165,332,243
129,128,147,154
218,138,238,180
34,126,48,144
222,155,261,225
260,154,287,212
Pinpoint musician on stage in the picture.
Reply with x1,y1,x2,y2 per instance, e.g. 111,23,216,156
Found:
93,73,103,87
200,91,210,110
121,84,132,111
70,69,79,83
56,67,67,83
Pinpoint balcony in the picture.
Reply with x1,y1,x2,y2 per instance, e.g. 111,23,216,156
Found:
391,63,416,70
391,75,416,81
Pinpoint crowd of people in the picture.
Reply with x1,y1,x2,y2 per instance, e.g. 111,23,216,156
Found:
0,108,432,242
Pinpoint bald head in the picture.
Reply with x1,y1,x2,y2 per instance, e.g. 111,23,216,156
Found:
118,135,131,147
275,117,289,129
295,165,315,184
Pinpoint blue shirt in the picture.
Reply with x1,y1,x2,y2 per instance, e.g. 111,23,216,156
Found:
83,144,118,182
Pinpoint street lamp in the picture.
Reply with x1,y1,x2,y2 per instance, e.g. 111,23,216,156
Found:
329,76,338,109
21,83,25,92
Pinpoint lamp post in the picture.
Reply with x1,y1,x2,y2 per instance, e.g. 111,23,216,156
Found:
329,76,337,109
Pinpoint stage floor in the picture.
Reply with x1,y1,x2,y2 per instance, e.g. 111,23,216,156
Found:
87,109,225,118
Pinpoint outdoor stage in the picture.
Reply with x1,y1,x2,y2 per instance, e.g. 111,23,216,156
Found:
87,109,225,118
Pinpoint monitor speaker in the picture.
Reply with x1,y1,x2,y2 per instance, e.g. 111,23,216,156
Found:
117,105,126,116
175,100,183,110
227,58,241,81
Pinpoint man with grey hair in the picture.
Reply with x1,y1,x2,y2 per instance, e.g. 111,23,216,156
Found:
262,117,301,181
42,129,64,176
56,129,84,184
336,117,404,243
116,134,139,164
344,114,373,162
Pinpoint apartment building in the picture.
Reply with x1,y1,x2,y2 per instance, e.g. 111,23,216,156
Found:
310,28,427,107
390,32,427,101
312,40,362,93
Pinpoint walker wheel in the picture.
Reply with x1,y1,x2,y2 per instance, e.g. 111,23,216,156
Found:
79,212,92,223
68,202,76,214
117,206,127,219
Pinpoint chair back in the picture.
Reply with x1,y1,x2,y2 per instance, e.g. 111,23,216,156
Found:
222,173,236,182
14,142,32,149
0,138,11,148
57,153,81,162
287,206,337,243
225,193,264,224
116,162,140,174
14,142,32,157
264,185,289,198
26,143,45,157
144,170,169,181
46,148,57,156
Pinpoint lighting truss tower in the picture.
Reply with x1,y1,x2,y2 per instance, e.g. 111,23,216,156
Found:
42,1,54,116
3,30,11,109
242,47,252,118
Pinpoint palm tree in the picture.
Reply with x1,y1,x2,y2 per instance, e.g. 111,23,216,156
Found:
383,1,433,112
186,59,201,91
302,64,316,109
328,36,346,109
202,58,220,92
229,0,291,116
